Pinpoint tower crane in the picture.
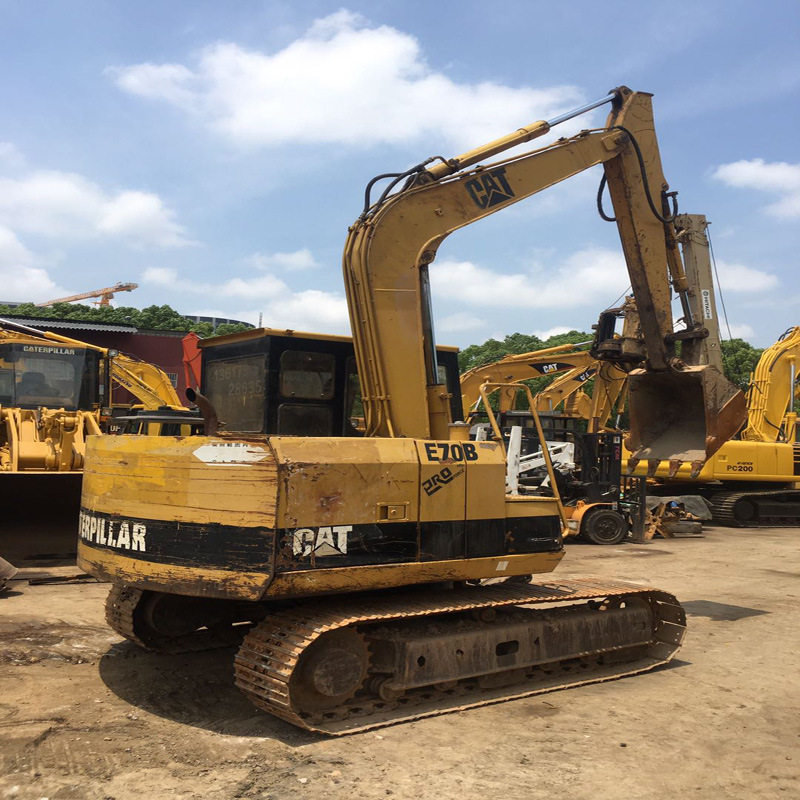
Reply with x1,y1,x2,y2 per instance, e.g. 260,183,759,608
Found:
36,282,138,308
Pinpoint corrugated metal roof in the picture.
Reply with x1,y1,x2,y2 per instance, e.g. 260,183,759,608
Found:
6,318,138,333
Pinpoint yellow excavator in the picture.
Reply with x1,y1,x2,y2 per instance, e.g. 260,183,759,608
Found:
646,325,800,525
78,86,745,734
618,213,800,525
461,340,634,544
1,318,191,561
461,327,632,431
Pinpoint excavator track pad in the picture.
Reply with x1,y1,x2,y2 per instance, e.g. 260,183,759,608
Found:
234,578,685,735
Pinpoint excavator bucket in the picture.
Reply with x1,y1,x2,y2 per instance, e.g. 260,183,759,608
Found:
626,366,747,477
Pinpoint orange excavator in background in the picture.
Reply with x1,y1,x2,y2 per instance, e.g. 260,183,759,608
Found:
78,86,745,734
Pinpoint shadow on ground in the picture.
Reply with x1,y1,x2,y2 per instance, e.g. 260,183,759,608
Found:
682,600,769,621
98,641,319,746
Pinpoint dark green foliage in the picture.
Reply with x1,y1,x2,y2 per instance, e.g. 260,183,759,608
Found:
458,329,592,372
720,338,763,390
0,302,251,338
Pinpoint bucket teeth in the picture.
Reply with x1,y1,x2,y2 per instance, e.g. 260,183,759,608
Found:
689,460,704,479
646,459,660,477
626,456,640,476
667,459,682,478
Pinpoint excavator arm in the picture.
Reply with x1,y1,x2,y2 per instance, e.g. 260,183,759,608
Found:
344,87,745,472
109,354,183,410
460,342,594,414
461,343,627,431
741,326,800,442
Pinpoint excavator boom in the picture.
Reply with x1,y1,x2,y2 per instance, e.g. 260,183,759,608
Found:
345,87,745,470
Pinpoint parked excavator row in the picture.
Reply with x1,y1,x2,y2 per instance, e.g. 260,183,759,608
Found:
461,336,635,544
1,317,194,562
78,86,745,734
460,338,629,431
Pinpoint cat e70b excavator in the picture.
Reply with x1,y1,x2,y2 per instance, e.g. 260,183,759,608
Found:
78,87,745,734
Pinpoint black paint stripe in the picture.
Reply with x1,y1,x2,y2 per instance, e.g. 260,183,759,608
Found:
78,508,562,573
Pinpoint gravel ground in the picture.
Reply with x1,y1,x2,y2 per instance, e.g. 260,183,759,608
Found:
1,526,799,800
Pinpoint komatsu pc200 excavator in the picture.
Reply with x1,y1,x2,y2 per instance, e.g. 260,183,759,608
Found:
77,87,745,735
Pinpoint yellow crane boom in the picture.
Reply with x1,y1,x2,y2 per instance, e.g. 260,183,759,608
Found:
36,282,138,307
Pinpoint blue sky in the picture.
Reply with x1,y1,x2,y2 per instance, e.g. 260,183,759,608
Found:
0,1,797,347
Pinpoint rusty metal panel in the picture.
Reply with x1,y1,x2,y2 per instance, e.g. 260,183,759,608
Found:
271,437,419,528
82,435,279,528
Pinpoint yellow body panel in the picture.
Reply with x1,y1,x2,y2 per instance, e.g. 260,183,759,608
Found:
465,442,507,521
627,439,799,485
271,437,419,527
82,435,279,527
78,433,566,600
77,546,564,602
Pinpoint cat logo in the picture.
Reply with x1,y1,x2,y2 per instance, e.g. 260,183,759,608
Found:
465,167,515,209
292,525,351,557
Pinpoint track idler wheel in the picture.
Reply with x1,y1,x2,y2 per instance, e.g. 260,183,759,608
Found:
289,629,370,712
105,584,256,653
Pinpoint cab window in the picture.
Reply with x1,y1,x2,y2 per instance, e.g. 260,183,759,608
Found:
204,355,266,432
280,351,335,400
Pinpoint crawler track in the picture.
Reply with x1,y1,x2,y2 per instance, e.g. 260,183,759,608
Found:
234,578,685,735
105,585,255,653
709,490,800,528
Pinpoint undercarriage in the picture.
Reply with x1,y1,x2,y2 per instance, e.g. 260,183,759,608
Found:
106,579,685,735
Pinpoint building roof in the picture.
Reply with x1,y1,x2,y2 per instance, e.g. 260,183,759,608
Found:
5,317,138,333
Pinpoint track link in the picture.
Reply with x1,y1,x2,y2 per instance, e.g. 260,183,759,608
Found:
234,578,685,735
105,585,255,654
709,490,800,528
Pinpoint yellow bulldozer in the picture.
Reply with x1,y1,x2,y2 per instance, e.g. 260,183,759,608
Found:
78,86,746,734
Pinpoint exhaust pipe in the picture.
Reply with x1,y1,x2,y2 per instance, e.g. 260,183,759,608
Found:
186,388,220,436
625,365,747,478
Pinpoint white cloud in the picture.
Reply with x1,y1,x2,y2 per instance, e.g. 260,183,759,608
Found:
727,323,755,339
0,170,193,248
715,260,779,293
0,142,25,169
142,257,349,334
430,247,628,309
712,159,800,220
438,312,485,333
532,326,575,339
246,248,319,272
0,225,68,302
112,11,585,150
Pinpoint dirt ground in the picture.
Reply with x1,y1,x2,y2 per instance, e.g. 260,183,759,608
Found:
1,527,799,800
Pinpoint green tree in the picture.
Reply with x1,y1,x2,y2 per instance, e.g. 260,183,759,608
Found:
458,329,592,372
720,338,763,390
0,301,250,337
